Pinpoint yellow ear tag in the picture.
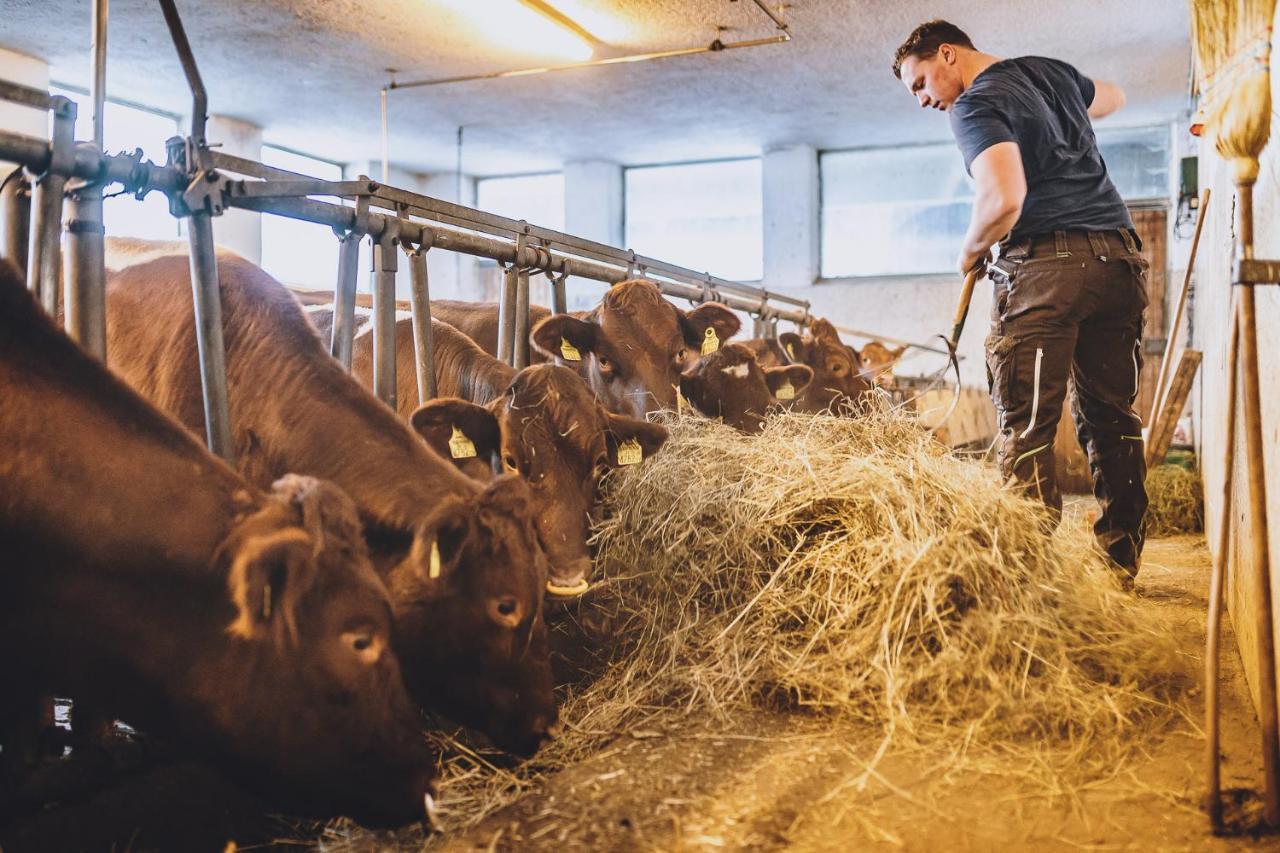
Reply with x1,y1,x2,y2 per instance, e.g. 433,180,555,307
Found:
448,425,477,460
560,337,582,361
776,379,796,400
785,342,796,360
700,326,720,356
616,438,643,466
429,539,442,579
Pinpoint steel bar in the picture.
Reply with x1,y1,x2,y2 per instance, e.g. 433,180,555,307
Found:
90,0,108,150
63,179,108,359
27,97,75,315
158,0,208,151
331,230,361,370
372,231,398,409
749,0,791,33
0,80,53,112
186,211,234,462
497,263,518,366
406,247,437,402
233,179,378,199
0,168,30,274
514,267,530,369
551,272,567,315
1206,296,1240,833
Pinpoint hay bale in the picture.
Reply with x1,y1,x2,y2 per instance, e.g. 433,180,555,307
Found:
1145,464,1204,537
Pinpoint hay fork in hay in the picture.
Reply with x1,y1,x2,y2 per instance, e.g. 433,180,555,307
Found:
926,266,981,433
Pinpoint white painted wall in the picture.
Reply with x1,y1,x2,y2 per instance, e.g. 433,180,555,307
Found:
0,47,49,176
562,159,622,311
762,144,819,290
205,114,262,264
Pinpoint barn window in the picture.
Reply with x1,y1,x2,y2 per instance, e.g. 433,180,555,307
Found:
259,145,345,289
476,173,566,232
49,84,181,240
624,159,763,282
820,143,974,279
1095,125,1171,202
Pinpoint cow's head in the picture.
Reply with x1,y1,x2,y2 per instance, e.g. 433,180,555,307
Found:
531,280,740,419
384,474,557,757
410,366,668,595
777,319,874,414
679,343,813,433
215,475,434,828
859,340,907,389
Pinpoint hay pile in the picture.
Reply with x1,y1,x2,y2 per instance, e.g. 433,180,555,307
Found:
1145,463,1204,537
351,411,1194,842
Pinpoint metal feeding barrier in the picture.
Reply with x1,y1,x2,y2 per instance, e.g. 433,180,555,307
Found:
0,0,949,464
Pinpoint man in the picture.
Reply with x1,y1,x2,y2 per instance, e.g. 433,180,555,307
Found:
893,20,1149,585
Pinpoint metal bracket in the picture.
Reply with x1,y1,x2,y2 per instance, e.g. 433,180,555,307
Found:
1234,258,1280,285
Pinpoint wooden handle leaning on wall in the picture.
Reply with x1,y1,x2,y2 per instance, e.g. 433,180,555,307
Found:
1149,188,1210,428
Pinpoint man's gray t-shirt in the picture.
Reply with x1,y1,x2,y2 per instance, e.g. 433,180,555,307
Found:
948,56,1133,242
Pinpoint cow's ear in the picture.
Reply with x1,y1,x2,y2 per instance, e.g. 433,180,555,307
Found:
226,527,317,646
891,344,907,359
678,370,714,419
765,364,814,397
410,398,501,468
406,497,473,591
680,303,740,353
531,315,597,363
778,332,808,364
603,413,669,466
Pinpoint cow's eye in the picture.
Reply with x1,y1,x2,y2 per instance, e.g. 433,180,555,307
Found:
597,356,612,372
488,596,522,628
830,363,845,376
503,454,519,473
675,349,688,364
342,629,382,665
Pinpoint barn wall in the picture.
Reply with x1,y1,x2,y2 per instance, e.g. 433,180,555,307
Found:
1195,12,1280,719
0,47,49,176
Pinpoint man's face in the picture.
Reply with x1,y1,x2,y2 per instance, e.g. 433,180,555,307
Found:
899,47,964,111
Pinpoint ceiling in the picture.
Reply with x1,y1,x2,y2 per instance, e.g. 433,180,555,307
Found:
0,0,1192,177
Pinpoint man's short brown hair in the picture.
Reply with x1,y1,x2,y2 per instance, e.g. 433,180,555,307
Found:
892,20,975,79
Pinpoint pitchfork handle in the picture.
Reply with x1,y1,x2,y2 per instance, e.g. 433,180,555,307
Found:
949,267,981,348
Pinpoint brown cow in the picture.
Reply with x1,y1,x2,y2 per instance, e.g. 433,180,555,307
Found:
859,340,907,389
432,280,741,419
103,242,556,758
744,319,875,415
310,309,668,594
0,262,433,827
678,343,813,434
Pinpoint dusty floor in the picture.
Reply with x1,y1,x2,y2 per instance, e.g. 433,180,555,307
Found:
414,534,1278,853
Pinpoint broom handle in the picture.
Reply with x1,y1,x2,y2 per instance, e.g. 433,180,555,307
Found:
950,267,982,348
1237,183,1280,827
1206,294,1239,832
1150,188,1211,428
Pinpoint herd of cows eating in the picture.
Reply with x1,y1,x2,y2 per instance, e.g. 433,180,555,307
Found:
0,237,907,833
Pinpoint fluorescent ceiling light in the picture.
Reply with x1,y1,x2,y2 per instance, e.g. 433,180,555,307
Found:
442,0,595,63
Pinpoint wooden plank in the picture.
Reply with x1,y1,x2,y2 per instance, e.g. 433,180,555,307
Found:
1145,348,1202,468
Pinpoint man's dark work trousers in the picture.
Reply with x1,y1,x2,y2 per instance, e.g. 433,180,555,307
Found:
985,228,1149,575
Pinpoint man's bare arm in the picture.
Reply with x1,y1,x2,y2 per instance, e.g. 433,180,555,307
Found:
1088,80,1126,119
956,141,1027,273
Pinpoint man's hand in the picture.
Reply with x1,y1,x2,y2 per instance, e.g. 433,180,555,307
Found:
956,248,989,276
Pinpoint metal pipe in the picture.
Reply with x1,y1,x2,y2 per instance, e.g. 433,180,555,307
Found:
63,178,108,359
551,272,567,315
407,247,437,402
90,0,108,150
388,34,790,89
496,263,518,365
749,0,791,34
379,87,389,183
514,266,530,369
0,168,30,275
27,97,75,315
158,0,208,150
372,231,398,408
186,211,234,462
330,230,361,370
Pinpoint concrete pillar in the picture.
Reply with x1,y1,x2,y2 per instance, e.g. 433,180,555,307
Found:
563,159,622,309
205,115,262,264
0,47,50,176
762,144,819,289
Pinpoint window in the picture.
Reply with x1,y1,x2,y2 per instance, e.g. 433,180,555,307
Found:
625,159,762,282
476,173,565,231
821,144,972,279
49,85,181,240
259,145,345,288
1096,125,1170,202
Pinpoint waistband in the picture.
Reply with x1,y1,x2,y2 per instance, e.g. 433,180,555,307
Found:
1001,228,1142,260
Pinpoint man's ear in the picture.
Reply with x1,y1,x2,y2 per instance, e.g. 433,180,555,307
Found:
226,528,316,646
765,364,813,397
603,413,669,466
680,303,740,352
531,314,598,363
778,332,809,364
410,398,501,472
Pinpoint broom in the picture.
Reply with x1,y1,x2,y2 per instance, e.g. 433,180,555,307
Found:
1191,0,1279,831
